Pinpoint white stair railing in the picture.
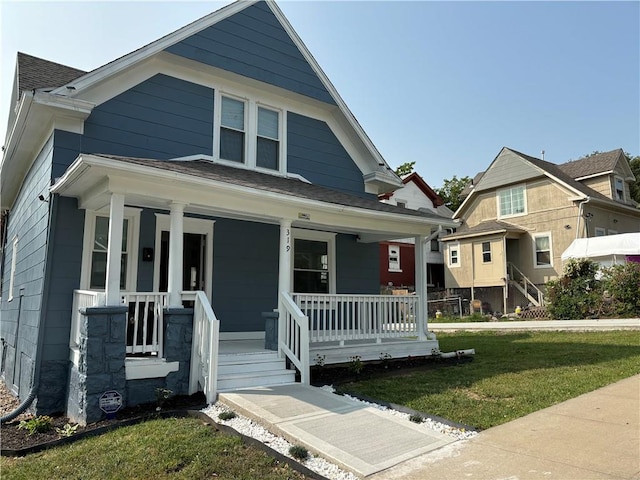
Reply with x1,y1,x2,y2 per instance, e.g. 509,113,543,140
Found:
292,293,417,344
279,292,310,384
189,291,220,403
507,263,545,306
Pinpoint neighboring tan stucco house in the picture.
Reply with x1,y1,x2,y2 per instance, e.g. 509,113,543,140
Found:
378,172,454,290
442,147,639,315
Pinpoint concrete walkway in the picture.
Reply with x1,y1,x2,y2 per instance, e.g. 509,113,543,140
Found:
429,318,640,332
369,374,640,480
219,384,456,477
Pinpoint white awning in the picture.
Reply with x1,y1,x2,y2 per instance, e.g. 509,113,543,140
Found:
561,232,640,265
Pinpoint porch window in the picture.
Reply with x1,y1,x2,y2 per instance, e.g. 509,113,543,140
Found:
90,216,128,289
482,241,491,263
256,107,279,170
498,185,526,218
388,245,401,272
448,243,460,267
294,239,329,293
220,96,245,163
533,233,552,267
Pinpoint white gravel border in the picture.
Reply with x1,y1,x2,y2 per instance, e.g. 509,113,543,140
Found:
201,385,476,480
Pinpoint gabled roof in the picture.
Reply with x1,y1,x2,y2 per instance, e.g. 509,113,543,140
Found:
558,149,624,180
17,52,86,94
379,171,444,206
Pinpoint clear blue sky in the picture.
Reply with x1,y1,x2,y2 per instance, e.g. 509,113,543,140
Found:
1,1,638,189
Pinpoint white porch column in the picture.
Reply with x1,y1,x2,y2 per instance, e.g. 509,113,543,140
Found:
277,219,292,355
105,193,125,306
414,235,427,341
167,202,186,308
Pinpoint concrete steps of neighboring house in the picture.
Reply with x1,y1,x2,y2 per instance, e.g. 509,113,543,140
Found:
217,351,296,391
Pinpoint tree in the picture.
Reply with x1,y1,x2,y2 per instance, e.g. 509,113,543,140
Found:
436,175,472,211
394,161,415,177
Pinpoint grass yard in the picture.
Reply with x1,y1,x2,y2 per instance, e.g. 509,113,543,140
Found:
0,417,308,480
342,330,640,430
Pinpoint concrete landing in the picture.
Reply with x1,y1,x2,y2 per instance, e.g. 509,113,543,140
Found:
219,384,455,477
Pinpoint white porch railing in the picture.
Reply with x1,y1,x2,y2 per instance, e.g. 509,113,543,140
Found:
70,290,106,349
189,291,220,403
292,293,418,344
279,292,310,384
122,292,168,356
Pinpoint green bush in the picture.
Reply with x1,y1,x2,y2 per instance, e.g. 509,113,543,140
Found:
18,415,53,435
546,259,640,319
288,445,309,460
601,262,640,317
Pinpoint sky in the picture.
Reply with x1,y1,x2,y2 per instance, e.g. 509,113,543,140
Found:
1,0,638,189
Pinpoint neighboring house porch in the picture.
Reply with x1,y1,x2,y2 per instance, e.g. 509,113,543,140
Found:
55,153,455,423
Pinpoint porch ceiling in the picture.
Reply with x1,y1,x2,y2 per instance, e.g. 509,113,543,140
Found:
51,154,457,241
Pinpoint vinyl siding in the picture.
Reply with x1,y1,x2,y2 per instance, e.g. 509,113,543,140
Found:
336,234,380,294
81,74,214,162
287,112,370,197
475,150,543,192
0,135,53,394
165,1,335,105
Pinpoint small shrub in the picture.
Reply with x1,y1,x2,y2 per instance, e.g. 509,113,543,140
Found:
155,387,173,409
217,411,237,421
379,352,392,368
289,445,309,460
18,415,53,435
409,413,424,424
348,355,363,375
55,423,79,437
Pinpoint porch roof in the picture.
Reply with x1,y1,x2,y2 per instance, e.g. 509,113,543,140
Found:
52,154,457,240
441,220,527,241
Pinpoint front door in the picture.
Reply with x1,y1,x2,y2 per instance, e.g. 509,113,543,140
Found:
153,215,214,301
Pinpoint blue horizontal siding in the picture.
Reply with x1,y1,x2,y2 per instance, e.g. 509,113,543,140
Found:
287,112,370,197
166,1,334,105
336,234,380,294
82,74,214,160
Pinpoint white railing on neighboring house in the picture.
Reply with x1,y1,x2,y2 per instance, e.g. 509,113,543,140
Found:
292,294,418,344
189,290,220,403
507,263,545,306
279,292,310,384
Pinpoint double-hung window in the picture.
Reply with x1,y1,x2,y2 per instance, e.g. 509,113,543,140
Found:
448,243,460,267
220,96,245,163
482,241,491,263
533,233,552,267
498,185,526,218
257,107,279,170
292,230,335,294
614,177,625,201
388,245,401,272
90,216,129,289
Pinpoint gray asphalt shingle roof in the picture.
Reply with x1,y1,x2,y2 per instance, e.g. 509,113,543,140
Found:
17,52,86,94
558,149,623,179
442,219,527,241
92,154,453,222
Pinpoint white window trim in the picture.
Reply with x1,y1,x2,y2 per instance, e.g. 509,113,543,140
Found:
481,241,492,263
8,236,18,302
448,243,460,268
152,214,214,302
497,185,527,219
613,176,625,201
594,227,606,237
291,229,336,294
388,245,402,272
80,208,141,291
213,90,286,175
532,232,553,269
608,229,618,235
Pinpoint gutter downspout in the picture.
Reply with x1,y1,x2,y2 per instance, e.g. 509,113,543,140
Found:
1,193,58,424
576,196,591,240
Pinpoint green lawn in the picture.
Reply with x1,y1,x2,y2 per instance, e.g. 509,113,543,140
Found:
1,417,307,480
342,330,640,430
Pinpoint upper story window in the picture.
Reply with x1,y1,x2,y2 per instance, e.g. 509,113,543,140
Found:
614,176,625,201
216,93,283,173
498,185,526,218
220,96,245,163
257,107,280,170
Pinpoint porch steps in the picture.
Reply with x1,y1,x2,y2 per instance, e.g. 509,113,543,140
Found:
217,350,296,391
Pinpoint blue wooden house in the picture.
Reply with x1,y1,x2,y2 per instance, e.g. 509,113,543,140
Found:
0,0,455,424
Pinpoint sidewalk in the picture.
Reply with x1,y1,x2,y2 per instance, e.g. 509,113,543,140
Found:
369,374,640,480
429,318,640,332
